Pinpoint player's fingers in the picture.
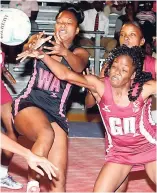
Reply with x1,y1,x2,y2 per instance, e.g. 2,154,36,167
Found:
20,55,28,63
86,68,90,75
45,51,57,55
44,36,52,42
54,33,60,44
56,32,62,42
16,55,25,60
17,51,27,58
38,31,45,39
44,46,53,51
39,163,53,180
33,166,44,176
48,40,56,46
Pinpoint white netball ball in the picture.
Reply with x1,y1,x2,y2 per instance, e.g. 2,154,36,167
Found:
0,8,31,46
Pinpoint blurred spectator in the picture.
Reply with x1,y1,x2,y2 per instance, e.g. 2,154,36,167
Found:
9,0,39,31
114,3,139,42
136,2,156,43
77,1,92,11
7,0,39,63
103,1,113,17
136,2,155,25
111,1,127,15
79,1,117,59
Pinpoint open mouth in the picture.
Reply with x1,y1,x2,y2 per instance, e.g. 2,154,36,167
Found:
111,76,119,81
59,29,67,35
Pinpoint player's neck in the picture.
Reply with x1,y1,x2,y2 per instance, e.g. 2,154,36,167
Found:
112,83,130,97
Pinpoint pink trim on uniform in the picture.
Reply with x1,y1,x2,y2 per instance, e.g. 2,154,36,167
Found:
59,83,71,117
14,60,37,116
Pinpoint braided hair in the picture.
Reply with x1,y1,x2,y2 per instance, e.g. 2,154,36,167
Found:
56,3,84,26
104,45,153,102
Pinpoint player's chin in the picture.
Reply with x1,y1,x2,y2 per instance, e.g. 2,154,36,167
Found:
110,79,121,88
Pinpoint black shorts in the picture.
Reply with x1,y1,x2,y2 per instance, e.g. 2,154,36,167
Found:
12,100,69,134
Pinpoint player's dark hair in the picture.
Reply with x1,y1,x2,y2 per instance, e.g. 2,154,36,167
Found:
55,3,84,25
104,45,153,101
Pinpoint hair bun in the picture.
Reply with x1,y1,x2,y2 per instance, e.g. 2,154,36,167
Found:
57,3,84,24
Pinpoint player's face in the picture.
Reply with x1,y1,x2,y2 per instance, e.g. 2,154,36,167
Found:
119,24,145,48
109,55,135,88
55,11,79,42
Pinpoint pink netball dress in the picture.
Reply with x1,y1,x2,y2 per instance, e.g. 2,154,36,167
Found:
98,77,156,167
0,52,12,105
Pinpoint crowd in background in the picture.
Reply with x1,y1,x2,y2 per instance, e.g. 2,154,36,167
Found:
1,0,157,64
77,0,156,58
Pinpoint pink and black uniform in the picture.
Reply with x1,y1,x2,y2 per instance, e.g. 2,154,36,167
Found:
98,77,156,166
12,44,77,133
0,52,12,105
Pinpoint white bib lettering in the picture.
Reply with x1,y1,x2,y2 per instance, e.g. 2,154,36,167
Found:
109,117,136,135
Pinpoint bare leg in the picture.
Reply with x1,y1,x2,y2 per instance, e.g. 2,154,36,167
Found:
93,162,132,192
115,176,128,192
145,161,156,184
48,122,68,192
14,107,55,182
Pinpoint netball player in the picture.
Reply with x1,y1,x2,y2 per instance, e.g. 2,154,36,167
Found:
21,45,156,192
13,3,89,192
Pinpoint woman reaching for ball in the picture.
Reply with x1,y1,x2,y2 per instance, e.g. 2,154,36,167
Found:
13,3,89,192
18,44,156,192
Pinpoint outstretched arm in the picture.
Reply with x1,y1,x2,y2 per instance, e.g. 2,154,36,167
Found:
1,133,58,180
17,50,100,93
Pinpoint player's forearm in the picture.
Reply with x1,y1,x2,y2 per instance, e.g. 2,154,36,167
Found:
1,133,31,160
63,49,87,73
40,52,93,89
41,52,70,80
